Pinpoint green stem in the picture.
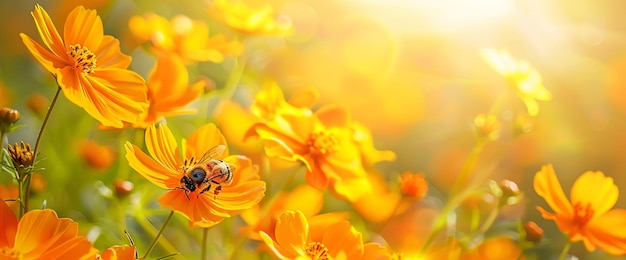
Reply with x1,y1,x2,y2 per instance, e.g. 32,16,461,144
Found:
22,86,61,215
451,141,486,195
143,210,175,259
558,239,572,260
201,228,209,260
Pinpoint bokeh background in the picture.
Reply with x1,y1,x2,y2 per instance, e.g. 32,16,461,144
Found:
2,0,626,259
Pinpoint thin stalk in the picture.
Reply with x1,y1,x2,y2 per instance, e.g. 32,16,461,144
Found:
558,240,572,260
201,228,209,260
143,210,175,259
22,86,61,215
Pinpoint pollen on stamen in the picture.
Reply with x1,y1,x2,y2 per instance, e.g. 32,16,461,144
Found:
307,131,339,156
305,242,331,260
68,44,97,74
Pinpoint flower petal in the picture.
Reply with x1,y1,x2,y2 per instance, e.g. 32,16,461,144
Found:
20,33,67,74
585,209,626,255
570,171,618,217
31,4,66,58
0,198,17,248
125,142,180,189
158,190,229,225
533,164,573,216
94,36,131,69
212,180,266,211
185,123,228,160
63,6,103,51
145,124,183,172
275,210,308,257
321,221,364,259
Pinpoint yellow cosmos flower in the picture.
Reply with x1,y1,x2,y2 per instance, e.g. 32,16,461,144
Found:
209,0,292,36
133,53,204,128
20,5,148,128
241,185,324,241
534,164,626,255
480,48,551,117
129,13,242,63
260,210,376,259
0,198,98,259
125,123,266,227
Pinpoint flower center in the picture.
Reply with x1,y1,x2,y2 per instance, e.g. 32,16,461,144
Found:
68,44,97,74
573,202,594,226
305,242,331,260
307,131,339,156
1,246,21,259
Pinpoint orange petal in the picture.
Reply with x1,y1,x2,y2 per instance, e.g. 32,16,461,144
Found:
31,4,66,58
570,171,618,217
212,180,266,211
585,209,626,255
20,33,66,73
94,36,132,69
158,190,229,223
125,142,180,189
38,237,98,259
275,210,308,256
321,220,364,258
260,231,290,259
145,124,183,172
0,198,17,248
533,164,573,216
185,123,228,160
63,6,103,51
100,245,137,260
316,105,350,128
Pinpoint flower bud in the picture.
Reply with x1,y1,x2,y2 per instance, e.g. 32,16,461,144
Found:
8,141,35,178
0,107,20,134
114,179,134,198
399,171,428,199
523,221,544,243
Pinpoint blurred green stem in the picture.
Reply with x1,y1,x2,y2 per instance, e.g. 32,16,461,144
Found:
143,210,175,259
558,239,572,260
21,86,61,217
202,228,209,260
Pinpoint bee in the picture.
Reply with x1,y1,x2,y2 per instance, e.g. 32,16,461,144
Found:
177,144,235,200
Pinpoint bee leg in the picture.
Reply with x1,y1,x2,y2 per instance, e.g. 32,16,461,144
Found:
184,190,191,200
198,183,212,198
214,185,222,199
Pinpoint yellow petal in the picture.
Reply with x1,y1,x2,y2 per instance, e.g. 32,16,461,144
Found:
20,33,66,73
585,209,626,255
31,4,66,58
185,123,229,161
145,124,183,172
570,171,618,217
124,142,180,189
94,36,132,69
63,6,103,51
275,210,308,256
533,164,573,216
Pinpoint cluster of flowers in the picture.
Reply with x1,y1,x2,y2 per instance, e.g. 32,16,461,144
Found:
1,1,626,259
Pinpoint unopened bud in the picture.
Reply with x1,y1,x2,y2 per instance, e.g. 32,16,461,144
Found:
0,107,20,134
114,179,134,198
524,221,544,243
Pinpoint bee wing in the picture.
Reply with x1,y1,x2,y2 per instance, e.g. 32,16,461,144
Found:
196,145,226,164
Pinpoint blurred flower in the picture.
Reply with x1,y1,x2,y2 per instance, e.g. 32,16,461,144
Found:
473,113,501,141
129,13,242,63
352,172,403,223
248,83,385,201
26,93,50,117
209,0,292,36
20,5,148,128
534,164,626,255
0,82,13,107
463,237,523,260
130,53,204,128
0,197,98,259
351,123,396,166
241,185,324,241
523,221,544,244
79,139,116,171
399,171,428,200
125,123,265,227
0,107,19,134
29,173,47,195
0,184,19,213
260,210,378,259
98,245,138,260
480,49,551,116
8,141,35,178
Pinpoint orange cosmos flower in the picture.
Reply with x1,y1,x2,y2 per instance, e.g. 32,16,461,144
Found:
209,0,292,36
534,164,626,255
125,123,266,227
129,13,242,63
0,198,98,259
132,53,204,128
399,171,428,200
480,49,551,117
20,5,147,128
261,210,381,259
98,245,139,260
